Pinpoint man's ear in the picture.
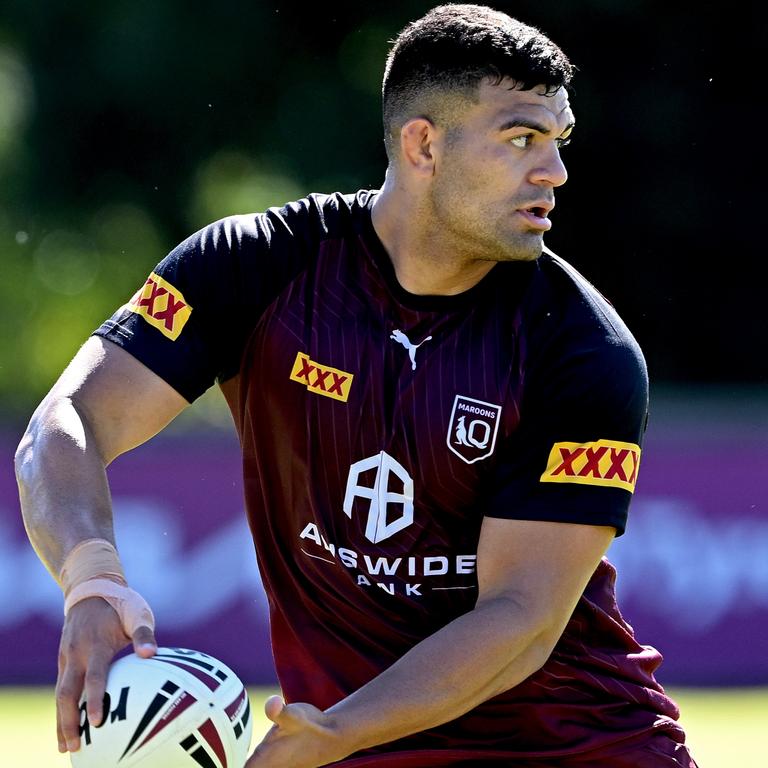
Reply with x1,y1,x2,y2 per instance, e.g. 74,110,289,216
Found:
399,117,440,176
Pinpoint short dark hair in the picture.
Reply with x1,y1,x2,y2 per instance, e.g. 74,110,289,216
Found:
382,4,574,161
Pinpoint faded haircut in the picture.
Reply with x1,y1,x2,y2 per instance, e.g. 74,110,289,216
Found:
382,4,574,161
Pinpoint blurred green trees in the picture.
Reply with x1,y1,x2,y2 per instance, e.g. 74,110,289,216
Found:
0,1,763,421
0,0,391,418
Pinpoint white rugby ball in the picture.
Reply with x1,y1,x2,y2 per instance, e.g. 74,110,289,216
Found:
70,647,252,768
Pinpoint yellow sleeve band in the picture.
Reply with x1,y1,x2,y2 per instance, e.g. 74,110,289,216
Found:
540,439,641,493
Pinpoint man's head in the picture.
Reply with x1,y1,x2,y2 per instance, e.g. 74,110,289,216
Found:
382,4,573,163
381,5,575,263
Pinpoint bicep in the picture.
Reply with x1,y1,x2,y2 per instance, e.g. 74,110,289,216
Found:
476,517,615,640
39,336,189,464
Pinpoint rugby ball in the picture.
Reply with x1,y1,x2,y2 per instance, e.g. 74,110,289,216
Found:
70,647,252,768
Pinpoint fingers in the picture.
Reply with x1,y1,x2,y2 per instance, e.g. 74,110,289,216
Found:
56,650,67,752
84,648,113,727
264,694,286,724
55,597,133,752
56,717,65,754
53,598,157,753
132,624,158,657
56,662,84,753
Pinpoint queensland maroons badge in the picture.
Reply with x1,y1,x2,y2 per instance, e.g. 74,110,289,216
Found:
447,395,502,464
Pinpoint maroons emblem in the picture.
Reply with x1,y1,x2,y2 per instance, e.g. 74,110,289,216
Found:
447,395,502,464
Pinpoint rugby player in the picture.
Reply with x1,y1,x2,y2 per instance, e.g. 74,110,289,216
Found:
16,5,698,766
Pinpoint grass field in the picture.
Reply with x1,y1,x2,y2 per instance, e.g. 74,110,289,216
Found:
0,687,764,766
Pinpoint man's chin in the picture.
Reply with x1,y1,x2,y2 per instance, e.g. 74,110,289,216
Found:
497,232,544,262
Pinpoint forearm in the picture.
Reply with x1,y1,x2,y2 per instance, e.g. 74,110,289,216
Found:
15,396,114,581
325,595,556,756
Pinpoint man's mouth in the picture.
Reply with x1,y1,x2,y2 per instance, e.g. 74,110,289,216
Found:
516,202,554,230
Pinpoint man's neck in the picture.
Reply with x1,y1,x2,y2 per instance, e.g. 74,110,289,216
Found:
371,180,496,297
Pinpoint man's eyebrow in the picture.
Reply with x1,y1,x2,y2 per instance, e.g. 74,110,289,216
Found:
498,119,576,137
498,119,551,134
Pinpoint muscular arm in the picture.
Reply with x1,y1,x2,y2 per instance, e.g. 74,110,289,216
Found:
248,517,614,767
15,336,189,750
16,336,188,573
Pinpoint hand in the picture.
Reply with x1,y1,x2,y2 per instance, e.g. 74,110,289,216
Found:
245,695,348,768
55,597,157,753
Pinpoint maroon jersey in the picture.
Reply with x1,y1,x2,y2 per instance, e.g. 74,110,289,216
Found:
95,190,684,761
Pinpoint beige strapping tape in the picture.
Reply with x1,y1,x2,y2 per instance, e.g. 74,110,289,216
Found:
60,539,155,636
63,578,155,636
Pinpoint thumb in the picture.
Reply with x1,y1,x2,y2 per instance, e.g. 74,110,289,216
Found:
264,695,286,724
132,625,158,658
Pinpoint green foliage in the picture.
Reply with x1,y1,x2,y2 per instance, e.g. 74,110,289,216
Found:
0,1,398,420
0,1,762,421
0,204,169,417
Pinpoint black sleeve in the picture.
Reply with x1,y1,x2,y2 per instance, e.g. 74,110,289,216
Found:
486,275,649,536
93,203,315,402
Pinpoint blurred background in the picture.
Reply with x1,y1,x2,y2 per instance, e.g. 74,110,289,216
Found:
1,0,766,701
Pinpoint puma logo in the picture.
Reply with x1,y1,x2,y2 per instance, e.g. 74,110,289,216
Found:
390,329,432,370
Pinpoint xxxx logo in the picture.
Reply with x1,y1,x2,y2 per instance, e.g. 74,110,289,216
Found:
126,272,192,341
290,352,354,402
540,439,641,493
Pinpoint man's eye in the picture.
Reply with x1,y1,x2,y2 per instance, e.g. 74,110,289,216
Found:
555,137,572,149
510,135,533,149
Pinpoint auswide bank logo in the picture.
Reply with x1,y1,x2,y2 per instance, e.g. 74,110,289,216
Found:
344,451,414,543
447,395,502,464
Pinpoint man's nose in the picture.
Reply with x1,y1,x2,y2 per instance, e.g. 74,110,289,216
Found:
529,145,568,187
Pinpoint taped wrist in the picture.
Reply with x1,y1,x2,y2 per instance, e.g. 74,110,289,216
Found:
60,538,127,592
60,539,155,637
